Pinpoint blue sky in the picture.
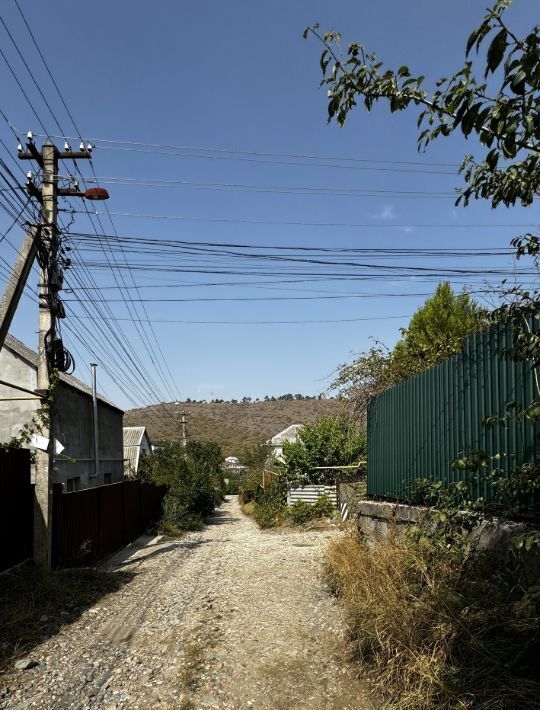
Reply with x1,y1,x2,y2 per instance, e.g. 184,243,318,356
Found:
0,0,538,408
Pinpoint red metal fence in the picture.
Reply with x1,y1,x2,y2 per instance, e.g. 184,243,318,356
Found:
0,449,33,572
52,479,166,567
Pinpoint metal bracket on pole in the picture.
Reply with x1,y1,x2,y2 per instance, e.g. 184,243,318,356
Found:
0,225,39,351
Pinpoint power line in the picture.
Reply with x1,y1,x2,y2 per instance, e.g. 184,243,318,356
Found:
1,3,184,410
72,314,414,325
66,209,537,230
22,130,458,168
12,0,84,139
68,174,455,198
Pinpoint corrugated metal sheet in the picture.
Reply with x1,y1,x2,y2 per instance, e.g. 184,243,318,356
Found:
288,485,337,507
367,321,538,501
124,446,140,475
123,426,146,447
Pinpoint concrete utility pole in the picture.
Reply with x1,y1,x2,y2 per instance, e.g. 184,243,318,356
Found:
180,410,190,448
32,140,58,568
0,225,39,351
91,363,100,480
15,135,106,568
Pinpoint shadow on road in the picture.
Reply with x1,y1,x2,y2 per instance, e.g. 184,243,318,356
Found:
207,506,239,526
0,563,135,676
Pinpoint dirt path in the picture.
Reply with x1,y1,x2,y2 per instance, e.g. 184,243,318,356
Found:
1,497,374,709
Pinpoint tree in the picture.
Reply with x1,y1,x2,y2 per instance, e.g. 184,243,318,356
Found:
139,439,224,532
394,283,487,371
308,0,539,512
304,1,539,214
332,283,487,414
281,414,367,484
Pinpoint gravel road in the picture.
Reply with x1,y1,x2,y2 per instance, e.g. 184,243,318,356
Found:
1,497,374,709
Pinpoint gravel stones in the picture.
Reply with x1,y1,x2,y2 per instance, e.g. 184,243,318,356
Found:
13,659,38,671
0,497,373,709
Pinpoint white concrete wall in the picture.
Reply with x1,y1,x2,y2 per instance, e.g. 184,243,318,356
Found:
0,347,38,442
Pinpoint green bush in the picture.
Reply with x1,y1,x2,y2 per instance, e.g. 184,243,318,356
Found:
288,500,312,525
139,440,224,534
249,481,286,528
281,413,367,485
310,493,335,519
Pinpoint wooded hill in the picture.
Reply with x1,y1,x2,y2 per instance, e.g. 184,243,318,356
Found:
124,399,342,456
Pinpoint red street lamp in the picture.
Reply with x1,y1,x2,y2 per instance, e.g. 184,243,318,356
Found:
84,187,109,201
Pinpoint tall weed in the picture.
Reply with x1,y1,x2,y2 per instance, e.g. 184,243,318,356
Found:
326,531,540,709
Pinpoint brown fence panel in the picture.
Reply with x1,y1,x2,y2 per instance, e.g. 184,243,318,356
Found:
122,480,142,544
53,487,101,566
98,482,124,558
140,482,166,528
0,449,33,571
52,479,166,567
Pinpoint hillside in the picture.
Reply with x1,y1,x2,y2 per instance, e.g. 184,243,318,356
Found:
124,399,343,456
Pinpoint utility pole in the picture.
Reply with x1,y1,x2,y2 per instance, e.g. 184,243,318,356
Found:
180,410,190,448
15,134,108,568
32,140,58,568
0,225,39,351
91,363,100,480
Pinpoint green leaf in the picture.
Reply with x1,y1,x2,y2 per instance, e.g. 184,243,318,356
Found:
485,149,499,171
466,24,483,56
461,104,481,137
510,70,526,94
320,49,329,74
486,29,507,75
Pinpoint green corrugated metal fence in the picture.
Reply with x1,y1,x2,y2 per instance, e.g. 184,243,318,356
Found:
367,321,538,501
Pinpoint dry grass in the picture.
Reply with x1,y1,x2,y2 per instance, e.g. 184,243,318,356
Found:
125,399,342,455
240,501,256,517
326,531,540,709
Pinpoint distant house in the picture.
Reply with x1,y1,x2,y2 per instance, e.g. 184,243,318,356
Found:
123,426,152,477
0,335,124,491
223,456,240,468
268,424,304,461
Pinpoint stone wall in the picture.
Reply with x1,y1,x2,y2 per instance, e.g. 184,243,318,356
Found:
354,498,540,577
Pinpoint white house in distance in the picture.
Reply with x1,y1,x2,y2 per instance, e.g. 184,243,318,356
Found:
123,426,152,477
268,424,304,462
224,456,240,468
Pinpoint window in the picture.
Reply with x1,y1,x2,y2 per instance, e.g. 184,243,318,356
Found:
66,477,81,492
104,473,112,485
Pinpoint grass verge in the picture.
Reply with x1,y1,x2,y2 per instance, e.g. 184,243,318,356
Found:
326,531,540,709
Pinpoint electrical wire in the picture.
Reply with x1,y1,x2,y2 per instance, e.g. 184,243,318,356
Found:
70,174,456,198
66,209,537,230
22,129,458,168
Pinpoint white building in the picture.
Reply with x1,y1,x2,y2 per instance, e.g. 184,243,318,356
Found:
267,424,304,461
123,426,152,477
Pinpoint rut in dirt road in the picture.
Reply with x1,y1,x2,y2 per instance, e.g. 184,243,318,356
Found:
1,497,374,709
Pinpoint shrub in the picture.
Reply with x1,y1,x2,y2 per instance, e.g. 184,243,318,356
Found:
326,531,540,709
310,493,335,519
140,440,224,534
246,481,286,529
288,500,312,525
